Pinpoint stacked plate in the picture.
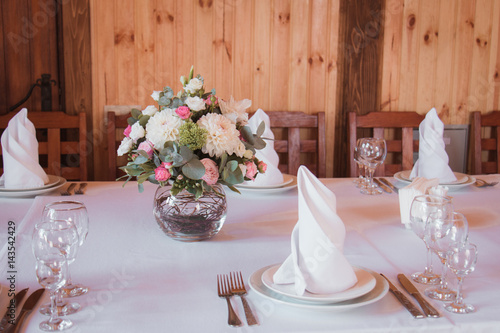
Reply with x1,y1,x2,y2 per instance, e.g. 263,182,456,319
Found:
0,175,67,197
394,171,476,189
248,264,389,312
235,174,297,193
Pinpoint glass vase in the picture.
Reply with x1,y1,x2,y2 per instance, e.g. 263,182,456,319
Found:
153,183,227,242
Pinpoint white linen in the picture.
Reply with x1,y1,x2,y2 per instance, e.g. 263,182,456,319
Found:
398,177,439,228
243,109,284,186
0,108,49,189
272,166,357,295
410,108,456,183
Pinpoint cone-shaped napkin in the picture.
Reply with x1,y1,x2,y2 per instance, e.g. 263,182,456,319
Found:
244,109,284,186
410,108,456,183
0,108,49,188
273,166,357,295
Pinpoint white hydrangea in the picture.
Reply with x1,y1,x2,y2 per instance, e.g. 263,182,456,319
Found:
184,78,203,94
185,96,206,112
219,96,251,125
142,105,158,116
150,90,161,101
197,113,244,158
129,122,145,142
145,109,183,149
117,137,134,156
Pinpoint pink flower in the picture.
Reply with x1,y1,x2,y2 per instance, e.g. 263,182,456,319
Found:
200,158,219,185
257,160,267,173
175,106,191,119
123,125,132,137
137,141,154,158
204,95,218,106
245,161,258,180
154,165,171,182
162,162,173,168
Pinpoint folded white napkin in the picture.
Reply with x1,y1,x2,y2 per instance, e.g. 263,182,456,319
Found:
244,109,284,186
399,177,440,228
0,108,49,189
410,108,456,183
273,166,357,295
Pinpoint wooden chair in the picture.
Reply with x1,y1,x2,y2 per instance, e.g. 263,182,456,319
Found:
472,111,500,174
349,111,425,177
0,111,87,180
266,111,326,178
107,110,327,180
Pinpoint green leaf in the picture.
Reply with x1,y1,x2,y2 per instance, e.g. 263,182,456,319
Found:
218,153,228,173
133,155,149,165
179,145,194,162
253,137,267,150
164,87,174,99
222,162,244,185
127,117,137,125
131,108,141,119
189,65,194,80
240,126,255,145
227,160,239,172
158,96,171,106
182,158,205,180
139,115,150,127
138,183,144,193
257,121,266,137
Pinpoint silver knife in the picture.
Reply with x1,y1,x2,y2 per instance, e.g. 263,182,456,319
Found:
6,289,44,333
380,274,424,319
381,178,398,193
398,274,440,318
0,288,28,331
374,178,392,193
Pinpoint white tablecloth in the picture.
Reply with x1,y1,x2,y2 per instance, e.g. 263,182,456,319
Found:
1,175,500,332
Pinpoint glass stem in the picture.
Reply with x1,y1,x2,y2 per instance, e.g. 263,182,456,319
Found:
439,258,449,291
425,246,434,275
49,291,58,323
455,276,464,305
367,167,375,189
66,266,73,287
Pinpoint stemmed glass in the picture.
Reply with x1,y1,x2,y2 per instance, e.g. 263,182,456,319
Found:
409,194,453,284
426,212,469,300
35,251,72,331
358,138,387,195
42,201,89,297
353,139,366,188
445,242,478,314
33,220,81,316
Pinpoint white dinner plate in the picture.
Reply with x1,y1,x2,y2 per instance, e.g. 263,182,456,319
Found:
0,175,63,192
236,174,295,189
235,175,297,194
394,170,472,185
261,265,376,304
0,176,66,197
249,265,388,312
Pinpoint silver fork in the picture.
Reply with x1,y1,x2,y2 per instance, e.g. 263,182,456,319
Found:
74,183,88,194
60,183,77,196
230,271,259,326
217,274,242,327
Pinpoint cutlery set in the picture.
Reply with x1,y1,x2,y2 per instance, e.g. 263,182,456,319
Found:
474,179,498,187
381,274,440,319
374,178,399,194
217,272,258,327
0,288,45,333
60,183,87,196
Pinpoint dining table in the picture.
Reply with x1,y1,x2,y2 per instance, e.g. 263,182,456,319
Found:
0,174,499,332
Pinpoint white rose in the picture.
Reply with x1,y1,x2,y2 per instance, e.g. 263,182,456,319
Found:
129,122,145,141
142,105,158,116
117,137,134,156
184,78,203,94
186,96,206,112
150,90,161,101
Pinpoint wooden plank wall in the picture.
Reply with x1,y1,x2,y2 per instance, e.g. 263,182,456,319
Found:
90,0,500,179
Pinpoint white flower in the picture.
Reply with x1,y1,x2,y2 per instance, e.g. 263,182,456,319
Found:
129,122,146,142
219,96,251,125
150,90,161,101
186,96,206,111
117,137,134,156
197,113,244,158
142,105,158,116
184,78,203,94
145,109,183,149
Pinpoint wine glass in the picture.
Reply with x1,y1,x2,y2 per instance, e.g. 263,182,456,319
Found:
358,138,387,195
353,139,366,188
409,194,453,284
33,220,81,316
42,201,89,296
35,252,73,331
445,242,478,314
426,212,469,300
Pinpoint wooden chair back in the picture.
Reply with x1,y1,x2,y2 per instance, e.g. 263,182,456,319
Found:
266,111,326,178
349,111,424,177
107,111,131,180
0,111,87,180
472,111,500,174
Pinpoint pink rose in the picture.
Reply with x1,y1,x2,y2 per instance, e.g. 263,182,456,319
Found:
123,125,132,137
245,161,258,180
257,160,267,173
200,158,219,185
162,162,173,168
204,95,218,106
175,106,191,119
154,165,171,182
137,141,154,158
